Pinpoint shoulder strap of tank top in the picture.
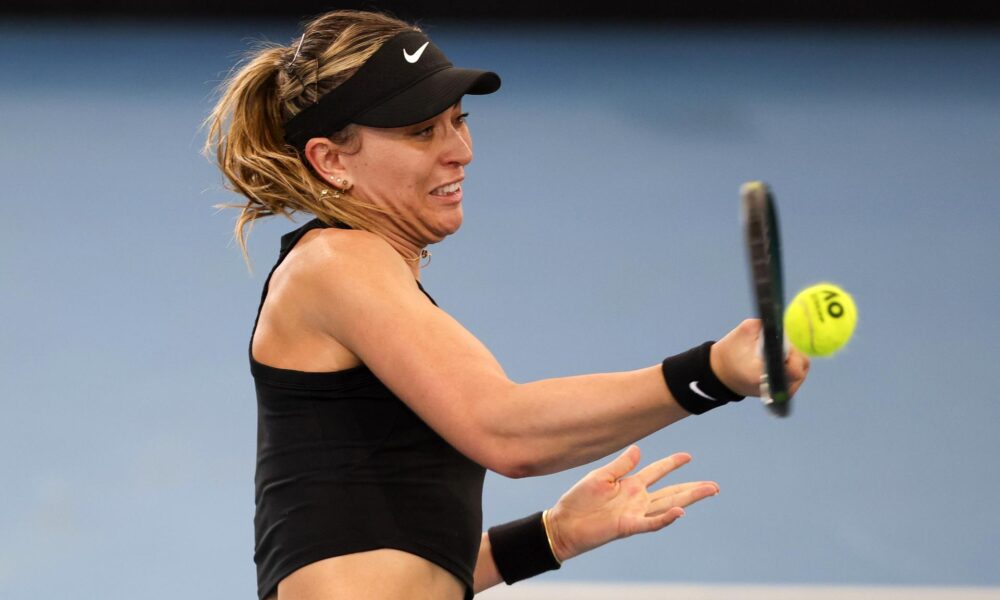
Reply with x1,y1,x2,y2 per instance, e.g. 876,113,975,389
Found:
249,218,333,350
416,280,438,307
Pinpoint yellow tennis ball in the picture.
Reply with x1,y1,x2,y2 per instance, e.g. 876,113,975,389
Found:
784,282,858,356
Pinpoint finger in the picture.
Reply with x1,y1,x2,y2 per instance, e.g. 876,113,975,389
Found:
648,480,718,503
635,452,691,488
784,348,810,397
649,483,719,514
647,483,719,515
646,502,678,518
785,348,811,380
634,506,685,533
599,444,641,482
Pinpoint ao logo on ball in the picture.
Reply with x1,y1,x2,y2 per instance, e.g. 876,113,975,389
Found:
785,283,857,356
815,289,845,321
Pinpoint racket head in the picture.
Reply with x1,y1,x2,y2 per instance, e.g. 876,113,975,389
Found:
741,181,790,417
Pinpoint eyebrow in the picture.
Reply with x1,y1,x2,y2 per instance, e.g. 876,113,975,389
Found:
408,103,464,128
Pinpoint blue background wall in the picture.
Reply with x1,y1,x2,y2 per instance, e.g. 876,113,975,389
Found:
2,19,998,598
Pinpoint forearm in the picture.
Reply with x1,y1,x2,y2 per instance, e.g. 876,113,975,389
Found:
473,510,563,594
472,532,503,594
486,365,691,477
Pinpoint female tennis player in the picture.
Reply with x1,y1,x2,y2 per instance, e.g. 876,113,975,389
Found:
205,9,809,600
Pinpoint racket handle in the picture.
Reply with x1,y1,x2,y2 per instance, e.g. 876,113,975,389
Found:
755,334,790,406
756,333,791,358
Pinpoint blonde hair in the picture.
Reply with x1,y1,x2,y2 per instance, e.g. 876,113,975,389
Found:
203,10,418,263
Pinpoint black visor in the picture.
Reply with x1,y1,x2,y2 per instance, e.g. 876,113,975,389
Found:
283,30,501,148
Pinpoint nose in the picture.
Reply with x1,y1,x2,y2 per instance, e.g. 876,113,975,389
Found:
443,121,473,166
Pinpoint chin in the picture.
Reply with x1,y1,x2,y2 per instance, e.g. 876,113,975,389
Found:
434,207,464,239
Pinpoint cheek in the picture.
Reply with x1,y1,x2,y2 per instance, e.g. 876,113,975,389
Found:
354,158,419,202
347,139,438,210
394,166,436,205
372,153,426,190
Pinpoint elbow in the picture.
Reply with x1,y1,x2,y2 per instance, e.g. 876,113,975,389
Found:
491,459,535,479
478,437,544,479
471,381,546,478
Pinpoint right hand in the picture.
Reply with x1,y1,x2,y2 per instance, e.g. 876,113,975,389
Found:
709,319,810,398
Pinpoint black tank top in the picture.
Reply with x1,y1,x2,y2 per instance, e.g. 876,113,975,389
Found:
250,218,485,600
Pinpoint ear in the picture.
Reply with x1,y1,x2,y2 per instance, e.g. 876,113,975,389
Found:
303,137,350,187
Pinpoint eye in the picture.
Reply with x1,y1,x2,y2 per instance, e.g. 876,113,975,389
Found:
412,113,470,138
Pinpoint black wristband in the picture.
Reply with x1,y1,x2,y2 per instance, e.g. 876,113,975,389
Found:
487,511,561,584
661,341,745,414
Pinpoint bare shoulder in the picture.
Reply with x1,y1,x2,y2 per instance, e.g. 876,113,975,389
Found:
272,227,426,338
281,227,414,294
295,227,408,275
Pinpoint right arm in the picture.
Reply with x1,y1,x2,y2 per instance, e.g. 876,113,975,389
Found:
296,231,807,477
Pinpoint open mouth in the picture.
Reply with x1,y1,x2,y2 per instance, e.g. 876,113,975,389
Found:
431,181,462,196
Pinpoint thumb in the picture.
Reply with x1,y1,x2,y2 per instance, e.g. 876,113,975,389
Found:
600,445,640,482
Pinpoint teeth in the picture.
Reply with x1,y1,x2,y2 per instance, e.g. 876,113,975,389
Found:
432,182,461,195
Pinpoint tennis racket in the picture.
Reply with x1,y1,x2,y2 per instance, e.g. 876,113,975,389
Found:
741,181,790,417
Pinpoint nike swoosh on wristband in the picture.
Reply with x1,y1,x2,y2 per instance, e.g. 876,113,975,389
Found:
689,381,719,402
403,42,430,64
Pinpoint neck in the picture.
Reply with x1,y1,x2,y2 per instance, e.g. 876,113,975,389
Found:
374,228,429,280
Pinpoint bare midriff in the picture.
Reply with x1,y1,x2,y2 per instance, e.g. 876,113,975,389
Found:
271,549,465,600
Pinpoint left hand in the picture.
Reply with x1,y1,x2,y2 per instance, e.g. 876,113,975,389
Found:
545,445,719,562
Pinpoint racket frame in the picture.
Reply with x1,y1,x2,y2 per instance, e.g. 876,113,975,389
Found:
741,181,790,417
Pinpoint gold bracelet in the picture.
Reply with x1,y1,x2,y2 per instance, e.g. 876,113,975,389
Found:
541,509,562,565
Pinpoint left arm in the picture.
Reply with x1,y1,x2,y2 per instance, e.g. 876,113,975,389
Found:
472,445,718,593
472,533,503,594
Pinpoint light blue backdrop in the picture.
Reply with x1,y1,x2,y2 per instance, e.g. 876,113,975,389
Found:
2,18,998,599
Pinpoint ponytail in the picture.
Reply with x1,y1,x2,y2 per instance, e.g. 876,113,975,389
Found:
203,10,415,267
